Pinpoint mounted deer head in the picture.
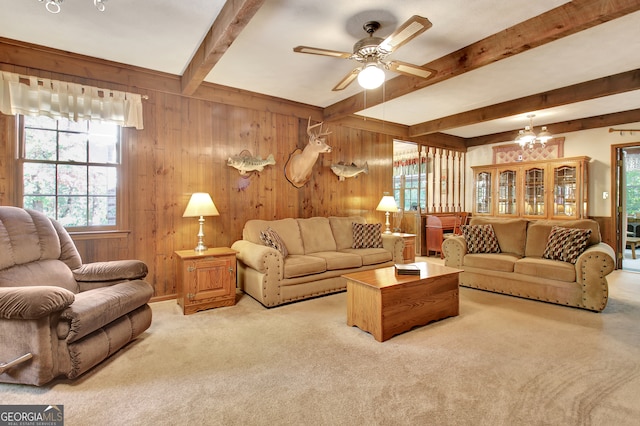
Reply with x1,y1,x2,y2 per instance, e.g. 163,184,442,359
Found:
284,117,332,188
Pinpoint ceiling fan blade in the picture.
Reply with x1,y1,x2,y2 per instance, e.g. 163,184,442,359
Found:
293,46,352,59
378,15,432,54
332,68,360,91
388,60,436,80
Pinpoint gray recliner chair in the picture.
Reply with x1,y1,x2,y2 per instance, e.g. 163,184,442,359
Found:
0,206,153,386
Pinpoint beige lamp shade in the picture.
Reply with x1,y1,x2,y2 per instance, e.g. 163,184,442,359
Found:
376,195,398,234
376,195,398,213
183,193,219,218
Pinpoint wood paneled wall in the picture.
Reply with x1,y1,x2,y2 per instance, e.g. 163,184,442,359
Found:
0,57,396,300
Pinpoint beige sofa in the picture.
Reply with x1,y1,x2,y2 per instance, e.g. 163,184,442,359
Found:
231,216,405,307
442,217,615,312
0,207,153,385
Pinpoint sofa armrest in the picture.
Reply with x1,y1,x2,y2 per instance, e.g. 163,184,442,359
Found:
575,242,615,312
381,234,404,263
231,240,283,277
0,286,75,320
442,235,467,268
72,260,148,282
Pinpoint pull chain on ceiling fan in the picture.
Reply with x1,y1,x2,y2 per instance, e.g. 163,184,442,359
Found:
293,15,437,91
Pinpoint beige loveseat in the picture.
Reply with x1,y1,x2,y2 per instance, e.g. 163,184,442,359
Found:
0,207,153,385
442,217,615,312
231,216,405,307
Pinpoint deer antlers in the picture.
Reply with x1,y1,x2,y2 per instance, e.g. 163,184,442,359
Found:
307,117,331,142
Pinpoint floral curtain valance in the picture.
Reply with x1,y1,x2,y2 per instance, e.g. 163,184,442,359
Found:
0,71,144,129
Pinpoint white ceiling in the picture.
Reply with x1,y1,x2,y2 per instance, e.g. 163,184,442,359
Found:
2,0,639,139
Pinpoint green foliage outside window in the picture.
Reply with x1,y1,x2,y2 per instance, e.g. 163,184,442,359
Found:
627,169,640,215
20,115,120,228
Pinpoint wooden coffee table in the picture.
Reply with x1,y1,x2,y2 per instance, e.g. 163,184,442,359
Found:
343,263,461,342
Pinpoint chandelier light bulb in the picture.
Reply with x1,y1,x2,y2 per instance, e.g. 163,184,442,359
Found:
41,0,62,13
516,114,553,149
39,0,107,13
358,64,385,90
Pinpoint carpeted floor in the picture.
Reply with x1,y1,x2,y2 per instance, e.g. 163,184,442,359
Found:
2,268,639,426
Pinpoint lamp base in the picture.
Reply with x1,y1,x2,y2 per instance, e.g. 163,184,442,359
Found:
194,216,208,252
384,211,392,234
194,243,208,253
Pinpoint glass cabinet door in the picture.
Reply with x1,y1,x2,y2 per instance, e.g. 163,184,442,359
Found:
524,167,545,216
497,169,518,215
553,165,577,217
475,171,492,214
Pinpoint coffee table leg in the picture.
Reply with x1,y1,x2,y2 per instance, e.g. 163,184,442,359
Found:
346,280,384,341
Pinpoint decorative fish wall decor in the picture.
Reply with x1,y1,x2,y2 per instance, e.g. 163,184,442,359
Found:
330,162,368,181
227,151,276,176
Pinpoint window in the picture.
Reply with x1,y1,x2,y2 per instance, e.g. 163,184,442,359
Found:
393,166,427,211
393,142,427,211
19,115,121,229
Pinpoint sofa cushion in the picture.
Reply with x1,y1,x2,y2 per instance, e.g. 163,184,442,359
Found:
514,257,576,282
352,223,383,248
461,224,500,254
0,207,62,270
306,251,362,270
243,218,304,255
329,216,366,250
283,255,326,278
298,217,337,253
463,253,518,272
260,227,289,257
341,248,392,265
62,280,153,343
469,217,528,255
543,226,592,264
525,219,600,258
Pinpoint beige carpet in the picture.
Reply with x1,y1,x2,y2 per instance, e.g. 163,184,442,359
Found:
2,268,640,426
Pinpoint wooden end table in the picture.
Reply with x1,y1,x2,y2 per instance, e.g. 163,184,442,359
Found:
175,247,237,315
343,263,461,342
392,233,416,263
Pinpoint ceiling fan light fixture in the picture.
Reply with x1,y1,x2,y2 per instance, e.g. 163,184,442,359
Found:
357,63,385,90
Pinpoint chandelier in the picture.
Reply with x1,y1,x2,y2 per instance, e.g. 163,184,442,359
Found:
515,114,553,150
38,0,107,14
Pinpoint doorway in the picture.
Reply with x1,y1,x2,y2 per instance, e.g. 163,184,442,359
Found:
613,143,640,272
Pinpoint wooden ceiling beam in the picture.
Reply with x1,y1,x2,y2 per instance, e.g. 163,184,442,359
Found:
409,69,640,137
332,116,467,151
322,0,640,122
465,108,640,147
180,0,265,96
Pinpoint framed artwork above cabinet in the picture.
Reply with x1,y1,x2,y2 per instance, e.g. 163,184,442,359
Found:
472,156,589,220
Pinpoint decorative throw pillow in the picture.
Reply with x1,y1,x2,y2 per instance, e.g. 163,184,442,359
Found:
461,224,501,254
352,223,383,249
259,227,289,257
543,226,592,264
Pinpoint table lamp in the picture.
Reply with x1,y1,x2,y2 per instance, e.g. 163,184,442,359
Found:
376,195,398,234
183,192,219,252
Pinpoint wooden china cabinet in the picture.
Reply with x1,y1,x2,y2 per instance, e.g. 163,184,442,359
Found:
472,156,589,220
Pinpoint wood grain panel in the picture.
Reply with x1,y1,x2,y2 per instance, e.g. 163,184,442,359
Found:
0,40,429,301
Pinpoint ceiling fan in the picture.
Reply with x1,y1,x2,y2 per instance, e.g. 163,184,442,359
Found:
293,15,437,91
